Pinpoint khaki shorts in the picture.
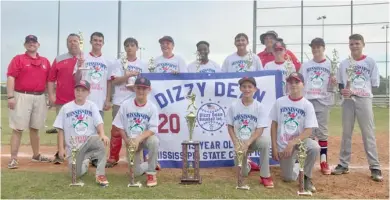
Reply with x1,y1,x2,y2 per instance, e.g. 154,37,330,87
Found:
9,92,47,131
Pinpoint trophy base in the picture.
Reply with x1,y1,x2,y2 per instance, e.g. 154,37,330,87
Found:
180,177,202,184
236,185,250,190
127,182,142,188
297,191,313,196
69,182,85,187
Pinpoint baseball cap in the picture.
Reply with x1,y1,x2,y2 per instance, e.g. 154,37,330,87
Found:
134,77,151,88
25,35,38,43
309,38,325,47
159,36,174,44
286,72,305,83
75,80,91,91
238,77,257,87
273,41,286,51
260,30,278,44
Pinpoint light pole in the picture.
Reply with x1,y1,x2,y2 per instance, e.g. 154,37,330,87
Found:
139,47,146,61
382,25,389,95
317,15,327,39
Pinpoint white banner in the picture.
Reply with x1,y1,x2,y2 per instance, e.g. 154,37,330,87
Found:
143,71,283,168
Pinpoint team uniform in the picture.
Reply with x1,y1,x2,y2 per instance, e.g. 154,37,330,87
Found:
221,52,263,72
257,49,301,71
187,60,221,73
269,96,320,182
264,61,296,96
153,55,187,73
334,55,381,174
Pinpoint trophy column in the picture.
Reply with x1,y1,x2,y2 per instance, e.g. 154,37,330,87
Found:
297,140,312,196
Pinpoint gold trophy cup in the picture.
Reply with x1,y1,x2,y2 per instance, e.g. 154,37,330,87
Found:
119,52,136,87
326,49,339,93
245,49,253,71
77,31,89,70
344,56,356,100
297,140,312,196
148,57,156,72
69,136,84,187
195,51,202,73
235,139,250,190
284,54,295,94
127,138,142,188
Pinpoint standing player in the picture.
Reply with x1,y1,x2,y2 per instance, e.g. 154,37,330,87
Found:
300,38,335,175
153,36,187,73
53,80,110,186
106,37,148,168
221,33,263,72
332,34,383,182
112,77,160,187
270,72,320,193
187,41,221,73
226,77,274,188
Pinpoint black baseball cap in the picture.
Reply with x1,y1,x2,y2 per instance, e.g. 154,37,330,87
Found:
238,77,257,87
286,72,305,83
134,77,151,88
309,38,325,47
260,30,278,44
159,36,174,44
25,35,38,43
75,80,91,91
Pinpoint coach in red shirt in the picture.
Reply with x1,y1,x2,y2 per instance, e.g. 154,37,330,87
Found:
257,31,301,71
6,35,52,169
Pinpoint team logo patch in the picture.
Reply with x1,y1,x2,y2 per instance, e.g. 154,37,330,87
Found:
310,70,325,88
196,99,226,135
352,70,366,89
89,65,103,84
283,112,299,134
72,113,88,135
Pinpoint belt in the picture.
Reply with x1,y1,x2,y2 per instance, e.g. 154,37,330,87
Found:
15,90,45,95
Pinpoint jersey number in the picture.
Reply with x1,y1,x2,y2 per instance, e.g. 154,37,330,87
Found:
158,114,180,134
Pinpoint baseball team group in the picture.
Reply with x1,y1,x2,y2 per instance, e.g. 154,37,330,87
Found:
5,29,383,191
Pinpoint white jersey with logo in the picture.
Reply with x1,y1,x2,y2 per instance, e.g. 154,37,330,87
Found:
112,98,159,138
264,61,296,96
300,59,334,106
73,53,113,110
154,55,187,73
226,100,269,140
269,96,318,152
53,100,103,156
187,60,221,73
221,52,263,72
337,55,379,98
111,58,149,106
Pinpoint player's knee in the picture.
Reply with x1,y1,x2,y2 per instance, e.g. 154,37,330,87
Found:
146,135,159,149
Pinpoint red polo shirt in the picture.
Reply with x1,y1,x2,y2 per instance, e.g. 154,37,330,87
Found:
48,53,77,105
7,52,50,92
257,49,302,71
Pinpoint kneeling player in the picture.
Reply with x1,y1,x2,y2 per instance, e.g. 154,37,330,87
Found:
270,72,320,193
53,80,110,186
226,77,274,188
112,77,159,187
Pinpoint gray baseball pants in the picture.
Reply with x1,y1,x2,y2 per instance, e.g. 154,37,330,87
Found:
279,138,320,181
309,99,330,141
339,97,381,170
67,136,107,177
126,135,159,177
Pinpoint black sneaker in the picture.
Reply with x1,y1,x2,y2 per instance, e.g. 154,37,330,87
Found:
371,169,383,182
304,175,316,193
53,152,64,164
331,164,349,175
91,159,98,168
46,128,58,134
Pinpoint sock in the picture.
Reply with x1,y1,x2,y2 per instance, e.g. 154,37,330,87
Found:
319,140,328,163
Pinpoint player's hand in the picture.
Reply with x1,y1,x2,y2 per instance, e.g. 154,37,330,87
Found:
341,88,352,98
103,101,112,111
272,149,279,161
330,76,337,86
49,95,56,106
7,97,16,110
281,142,295,159
125,85,135,92
125,71,139,77
100,135,110,146
58,150,65,160
77,57,85,69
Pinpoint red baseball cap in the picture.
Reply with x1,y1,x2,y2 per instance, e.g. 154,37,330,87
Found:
286,72,305,83
75,80,91,91
238,77,257,87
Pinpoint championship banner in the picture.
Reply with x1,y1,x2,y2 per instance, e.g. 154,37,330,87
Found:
142,71,283,168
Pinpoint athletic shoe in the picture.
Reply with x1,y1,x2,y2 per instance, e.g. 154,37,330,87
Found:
248,158,260,171
320,161,331,175
105,160,118,168
146,174,157,187
260,177,274,188
96,175,109,186
371,169,383,182
304,175,316,193
91,159,98,168
8,159,18,169
53,152,65,164
32,154,52,162
331,164,349,175
45,128,58,134
156,163,161,171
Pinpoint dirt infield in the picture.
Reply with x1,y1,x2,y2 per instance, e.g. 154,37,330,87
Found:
2,134,389,199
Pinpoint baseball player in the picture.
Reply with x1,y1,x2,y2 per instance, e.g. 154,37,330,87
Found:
53,80,110,186
226,77,274,188
300,38,335,175
332,34,383,182
221,33,263,72
112,77,160,187
153,36,187,73
270,72,320,193
187,41,221,73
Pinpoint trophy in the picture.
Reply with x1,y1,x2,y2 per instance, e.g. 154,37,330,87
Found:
195,51,202,72
119,52,136,87
77,31,89,70
180,92,202,184
344,56,356,100
245,49,253,71
148,57,156,72
126,138,142,187
284,54,295,94
326,49,339,93
297,140,312,196
235,139,250,190
69,136,84,187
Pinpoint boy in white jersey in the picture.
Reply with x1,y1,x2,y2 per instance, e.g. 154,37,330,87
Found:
264,41,296,95
221,33,263,72
270,72,320,193
332,34,383,182
300,38,336,175
106,37,148,168
53,80,110,186
153,36,187,73
112,77,160,187
187,41,221,73
74,32,113,119
226,77,274,188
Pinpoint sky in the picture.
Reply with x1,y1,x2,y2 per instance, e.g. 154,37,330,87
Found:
1,0,389,82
